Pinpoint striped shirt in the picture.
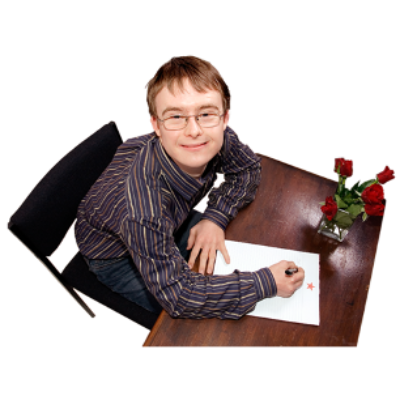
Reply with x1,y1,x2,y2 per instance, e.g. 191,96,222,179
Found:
75,127,277,319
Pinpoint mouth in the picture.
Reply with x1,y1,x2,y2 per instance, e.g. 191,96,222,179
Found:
180,142,208,151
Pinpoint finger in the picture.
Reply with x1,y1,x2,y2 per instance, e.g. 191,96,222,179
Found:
294,280,304,291
186,229,196,250
206,250,217,275
198,247,210,275
292,267,305,282
188,245,200,268
286,270,303,283
220,242,230,264
292,277,305,292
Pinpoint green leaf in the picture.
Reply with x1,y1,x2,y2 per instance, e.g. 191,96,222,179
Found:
334,213,354,229
333,210,354,228
319,202,326,206
343,192,355,205
350,181,360,192
335,194,348,209
334,210,348,218
362,212,368,222
351,181,363,198
341,188,350,200
347,204,363,218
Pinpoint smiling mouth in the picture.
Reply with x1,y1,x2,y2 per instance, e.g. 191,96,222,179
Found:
181,142,208,151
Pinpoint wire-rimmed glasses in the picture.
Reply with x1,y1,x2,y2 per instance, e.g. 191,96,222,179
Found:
157,113,225,131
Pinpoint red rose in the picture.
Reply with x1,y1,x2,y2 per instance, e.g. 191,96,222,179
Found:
361,184,384,204
365,203,385,216
321,196,338,221
334,158,353,177
377,166,395,184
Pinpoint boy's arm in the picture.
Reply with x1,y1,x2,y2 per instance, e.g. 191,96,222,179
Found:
202,127,261,230
123,217,277,320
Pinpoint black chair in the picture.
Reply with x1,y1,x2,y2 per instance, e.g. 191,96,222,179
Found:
8,121,160,330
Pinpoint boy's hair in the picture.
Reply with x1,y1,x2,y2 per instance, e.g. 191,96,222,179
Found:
146,56,231,117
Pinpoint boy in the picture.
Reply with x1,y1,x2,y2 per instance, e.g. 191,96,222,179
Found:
75,56,304,319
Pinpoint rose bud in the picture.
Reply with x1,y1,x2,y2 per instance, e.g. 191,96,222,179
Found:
333,157,354,178
376,165,397,185
364,203,385,216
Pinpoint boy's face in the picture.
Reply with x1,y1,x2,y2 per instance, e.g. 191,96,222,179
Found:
151,79,229,178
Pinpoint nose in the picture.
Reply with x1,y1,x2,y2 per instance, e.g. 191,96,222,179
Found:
184,116,202,137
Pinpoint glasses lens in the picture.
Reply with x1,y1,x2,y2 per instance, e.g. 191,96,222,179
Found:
163,114,221,130
198,114,220,128
165,116,186,130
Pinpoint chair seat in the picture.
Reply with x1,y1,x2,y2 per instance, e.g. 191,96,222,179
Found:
62,252,160,330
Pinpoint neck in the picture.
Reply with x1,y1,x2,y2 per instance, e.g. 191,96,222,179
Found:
187,166,206,180
189,174,201,180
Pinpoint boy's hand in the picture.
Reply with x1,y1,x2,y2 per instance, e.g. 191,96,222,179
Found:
187,219,230,275
268,261,305,298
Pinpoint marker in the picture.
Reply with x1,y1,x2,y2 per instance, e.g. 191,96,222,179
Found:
285,268,298,276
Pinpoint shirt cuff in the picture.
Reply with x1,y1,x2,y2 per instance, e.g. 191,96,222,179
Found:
252,268,277,300
201,208,230,231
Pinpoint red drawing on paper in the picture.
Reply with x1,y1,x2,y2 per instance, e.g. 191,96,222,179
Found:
307,283,315,291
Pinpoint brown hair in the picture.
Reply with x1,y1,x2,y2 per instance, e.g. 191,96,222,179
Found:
146,56,231,117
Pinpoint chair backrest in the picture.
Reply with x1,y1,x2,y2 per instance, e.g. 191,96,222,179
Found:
9,121,123,257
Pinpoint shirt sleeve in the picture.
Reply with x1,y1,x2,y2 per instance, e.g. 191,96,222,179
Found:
202,127,261,230
122,216,277,319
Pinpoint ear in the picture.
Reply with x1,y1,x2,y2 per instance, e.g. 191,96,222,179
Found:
222,110,230,130
151,116,161,138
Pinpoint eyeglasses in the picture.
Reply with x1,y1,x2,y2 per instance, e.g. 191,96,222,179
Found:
157,112,225,131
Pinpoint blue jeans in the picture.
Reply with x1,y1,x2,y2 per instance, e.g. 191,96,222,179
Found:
85,210,203,314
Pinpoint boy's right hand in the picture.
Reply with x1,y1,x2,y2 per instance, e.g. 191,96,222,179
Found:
268,260,305,298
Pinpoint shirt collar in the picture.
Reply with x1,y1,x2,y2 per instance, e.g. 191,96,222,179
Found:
153,127,231,200
219,126,232,158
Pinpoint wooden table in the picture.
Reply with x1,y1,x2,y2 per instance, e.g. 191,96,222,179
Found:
144,155,383,346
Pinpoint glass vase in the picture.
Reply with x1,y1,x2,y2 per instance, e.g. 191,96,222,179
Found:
318,209,354,242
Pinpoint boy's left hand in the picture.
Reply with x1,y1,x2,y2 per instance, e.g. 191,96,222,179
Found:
187,219,230,275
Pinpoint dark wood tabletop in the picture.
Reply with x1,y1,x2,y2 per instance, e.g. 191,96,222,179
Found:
144,155,383,346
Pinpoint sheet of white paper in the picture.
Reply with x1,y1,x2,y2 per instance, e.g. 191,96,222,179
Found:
214,240,320,326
